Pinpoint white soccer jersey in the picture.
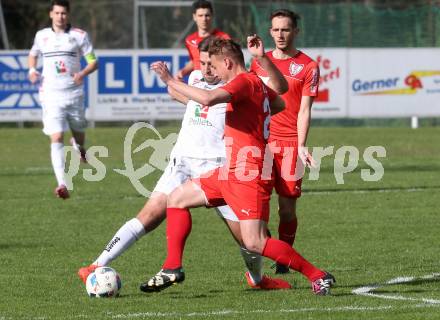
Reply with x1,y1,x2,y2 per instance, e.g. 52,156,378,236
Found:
29,26,94,98
171,71,226,159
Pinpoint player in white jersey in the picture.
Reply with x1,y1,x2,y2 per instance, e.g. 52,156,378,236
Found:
78,37,290,291
28,0,98,199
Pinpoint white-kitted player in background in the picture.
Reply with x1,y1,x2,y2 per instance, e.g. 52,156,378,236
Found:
28,0,98,199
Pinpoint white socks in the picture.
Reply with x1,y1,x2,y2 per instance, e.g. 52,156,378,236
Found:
93,218,146,266
51,142,66,186
240,246,263,284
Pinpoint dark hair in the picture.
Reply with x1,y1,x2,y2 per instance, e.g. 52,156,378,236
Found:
208,38,244,66
192,0,213,14
270,9,300,28
50,0,70,12
198,35,216,52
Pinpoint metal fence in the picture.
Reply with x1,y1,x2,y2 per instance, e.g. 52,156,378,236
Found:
2,0,440,49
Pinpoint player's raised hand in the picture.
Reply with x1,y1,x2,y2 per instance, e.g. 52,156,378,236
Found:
151,61,173,84
298,146,316,168
247,34,265,58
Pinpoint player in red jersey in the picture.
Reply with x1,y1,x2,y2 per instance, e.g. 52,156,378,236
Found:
250,9,320,274
77,37,290,291
176,0,230,80
142,38,335,295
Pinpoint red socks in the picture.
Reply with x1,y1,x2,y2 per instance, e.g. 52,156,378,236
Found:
162,208,323,283
278,217,298,246
162,208,192,270
262,237,325,282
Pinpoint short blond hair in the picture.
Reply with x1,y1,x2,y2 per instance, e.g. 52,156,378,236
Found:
208,38,244,66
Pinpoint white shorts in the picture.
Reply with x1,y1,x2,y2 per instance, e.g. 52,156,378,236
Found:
40,95,86,135
153,156,239,221
215,205,239,222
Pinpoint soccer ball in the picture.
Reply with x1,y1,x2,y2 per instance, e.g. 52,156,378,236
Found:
85,267,122,298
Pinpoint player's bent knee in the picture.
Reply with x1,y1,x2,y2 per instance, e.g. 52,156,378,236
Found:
242,238,265,254
167,190,187,208
136,205,166,225
167,182,204,208
50,133,63,143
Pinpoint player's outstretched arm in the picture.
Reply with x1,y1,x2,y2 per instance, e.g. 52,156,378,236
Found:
169,81,230,106
151,61,231,106
247,34,288,94
168,86,189,105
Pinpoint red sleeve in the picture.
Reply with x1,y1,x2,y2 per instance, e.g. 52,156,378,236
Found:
222,74,250,107
302,61,320,96
249,58,257,73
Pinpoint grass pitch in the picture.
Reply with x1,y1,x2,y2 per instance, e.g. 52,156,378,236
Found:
0,126,439,320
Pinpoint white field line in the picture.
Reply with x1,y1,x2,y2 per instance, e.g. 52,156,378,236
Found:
352,273,440,305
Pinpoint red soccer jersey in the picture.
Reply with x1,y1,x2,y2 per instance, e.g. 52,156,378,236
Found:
185,29,230,70
221,72,277,175
250,50,319,140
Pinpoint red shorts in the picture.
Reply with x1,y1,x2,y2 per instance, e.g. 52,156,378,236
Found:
197,167,273,222
268,138,303,198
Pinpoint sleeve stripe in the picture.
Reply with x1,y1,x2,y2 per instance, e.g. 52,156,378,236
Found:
84,52,97,63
